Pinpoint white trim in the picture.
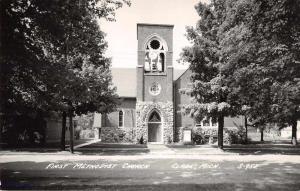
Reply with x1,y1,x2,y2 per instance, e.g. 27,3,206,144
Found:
143,33,168,51
142,34,168,74
195,117,218,128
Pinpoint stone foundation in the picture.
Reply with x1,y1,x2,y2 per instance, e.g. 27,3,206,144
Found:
100,126,134,143
79,129,99,139
135,101,174,144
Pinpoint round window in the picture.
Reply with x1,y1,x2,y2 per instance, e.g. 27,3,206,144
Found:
150,40,160,50
149,82,161,96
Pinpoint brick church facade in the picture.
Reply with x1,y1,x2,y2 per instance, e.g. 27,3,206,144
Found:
98,23,245,144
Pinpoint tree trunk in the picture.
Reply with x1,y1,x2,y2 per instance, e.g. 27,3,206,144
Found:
69,111,74,153
60,112,66,150
292,120,297,145
218,115,224,149
244,116,248,144
260,128,264,142
0,113,4,144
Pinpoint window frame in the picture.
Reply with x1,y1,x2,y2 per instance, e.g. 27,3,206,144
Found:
195,117,218,128
118,110,124,127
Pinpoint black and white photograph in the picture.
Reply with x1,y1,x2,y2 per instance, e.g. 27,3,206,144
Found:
1,0,300,190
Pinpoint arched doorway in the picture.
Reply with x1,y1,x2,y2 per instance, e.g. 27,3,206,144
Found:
148,110,162,143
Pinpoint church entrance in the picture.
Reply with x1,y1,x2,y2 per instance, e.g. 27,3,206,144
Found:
148,110,162,143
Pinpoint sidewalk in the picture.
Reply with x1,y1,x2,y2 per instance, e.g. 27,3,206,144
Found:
74,141,234,155
0,142,231,156
75,144,230,155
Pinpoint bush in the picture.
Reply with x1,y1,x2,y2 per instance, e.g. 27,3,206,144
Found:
224,126,250,145
80,129,96,139
224,130,235,145
192,127,206,145
138,136,145,144
118,132,125,140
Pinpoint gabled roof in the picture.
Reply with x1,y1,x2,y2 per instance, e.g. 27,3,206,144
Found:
174,67,191,82
111,68,188,98
174,69,187,81
111,68,136,98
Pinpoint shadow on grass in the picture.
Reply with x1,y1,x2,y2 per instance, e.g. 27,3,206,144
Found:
2,140,300,156
223,143,300,155
0,139,91,152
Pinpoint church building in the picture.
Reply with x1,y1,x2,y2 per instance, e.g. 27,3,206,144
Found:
98,23,245,144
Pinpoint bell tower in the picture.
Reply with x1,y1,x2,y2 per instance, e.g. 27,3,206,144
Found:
135,23,174,144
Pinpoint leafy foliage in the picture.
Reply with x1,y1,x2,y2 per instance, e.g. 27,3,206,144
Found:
224,127,249,145
180,0,233,121
1,0,130,118
181,0,300,145
192,127,206,145
218,0,300,131
180,0,236,148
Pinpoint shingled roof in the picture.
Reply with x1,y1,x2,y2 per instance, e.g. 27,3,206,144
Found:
111,68,187,98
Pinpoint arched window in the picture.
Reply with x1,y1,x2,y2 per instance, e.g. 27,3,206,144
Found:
118,110,124,127
144,38,166,73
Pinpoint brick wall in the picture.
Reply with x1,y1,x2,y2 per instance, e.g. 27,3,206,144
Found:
137,24,174,102
174,68,194,142
137,24,173,55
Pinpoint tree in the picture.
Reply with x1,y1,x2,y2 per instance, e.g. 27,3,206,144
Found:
180,0,234,149
1,0,130,148
271,81,300,145
181,0,300,147
217,0,300,145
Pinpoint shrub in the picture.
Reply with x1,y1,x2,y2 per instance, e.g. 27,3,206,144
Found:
208,136,215,144
192,127,206,145
224,127,250,145
139,136,145,144
118,131,125,140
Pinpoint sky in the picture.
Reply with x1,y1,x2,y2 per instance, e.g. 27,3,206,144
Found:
99,0,209,69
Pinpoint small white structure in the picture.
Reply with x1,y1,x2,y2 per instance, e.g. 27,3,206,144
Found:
92,113,102,139
183,129,192,144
